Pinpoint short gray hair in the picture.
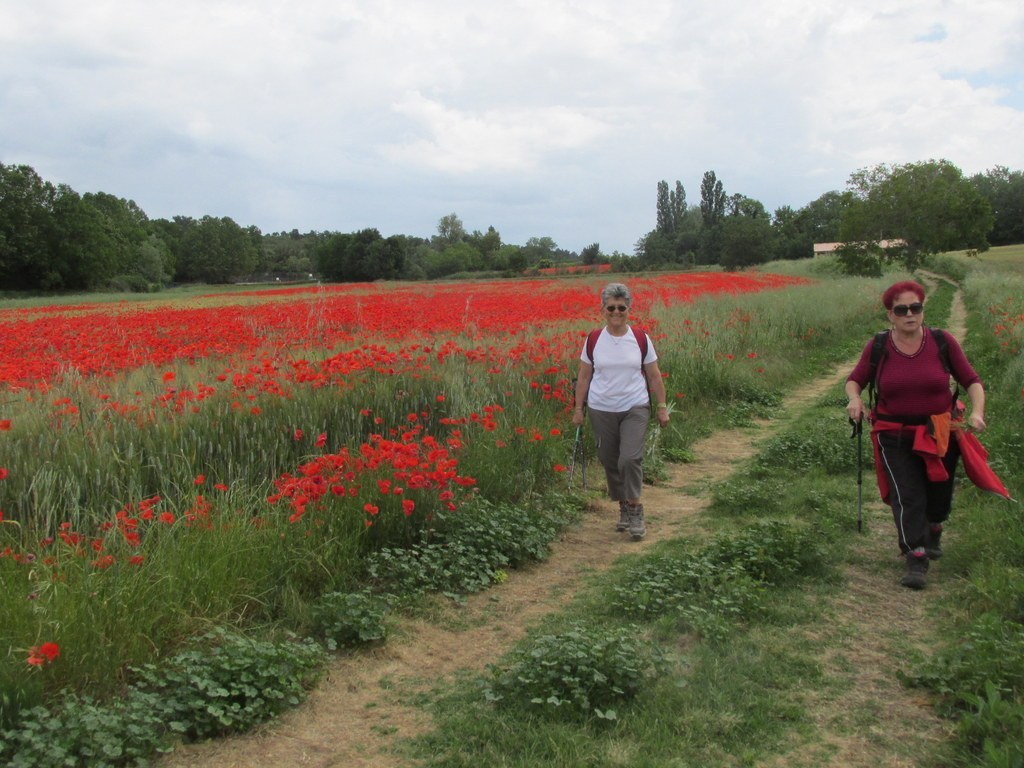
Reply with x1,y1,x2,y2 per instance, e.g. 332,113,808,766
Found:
600,283,632,307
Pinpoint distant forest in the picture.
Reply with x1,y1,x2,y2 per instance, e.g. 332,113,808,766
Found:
1,160,1021,292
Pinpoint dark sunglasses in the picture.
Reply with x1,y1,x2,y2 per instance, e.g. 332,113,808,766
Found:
892,302,924,316
605,304,629,313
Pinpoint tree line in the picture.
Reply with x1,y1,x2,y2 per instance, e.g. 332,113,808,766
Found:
636,160,1023,275
1,159,1021,292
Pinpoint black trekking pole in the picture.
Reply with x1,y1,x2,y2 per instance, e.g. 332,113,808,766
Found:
568,406,588,491
568,424,582,490
850,416,864,533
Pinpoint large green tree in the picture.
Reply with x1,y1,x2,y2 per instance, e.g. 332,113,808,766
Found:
971,165,1024,246
0,163,56,290
720,213,774,270
174,216,260,283
580,242,602,266
521,236,558,266
655,180,686,237
771,191,853,261
433,213,466,250
837,159,993,275
801,190,852,244
697,170,727,264
770,205,811,261
640,180,695,267
46,185,120,290
81,192,149,277
315,228,407,282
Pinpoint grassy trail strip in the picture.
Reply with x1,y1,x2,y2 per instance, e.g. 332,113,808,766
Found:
765,275,965,767
159,304,964,767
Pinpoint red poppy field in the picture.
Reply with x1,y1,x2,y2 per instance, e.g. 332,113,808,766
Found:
2,270,826,721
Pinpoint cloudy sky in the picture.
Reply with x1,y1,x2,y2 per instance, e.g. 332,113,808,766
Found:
2,0,1022,254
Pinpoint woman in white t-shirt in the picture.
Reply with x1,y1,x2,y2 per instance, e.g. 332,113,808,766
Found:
572,283,669,540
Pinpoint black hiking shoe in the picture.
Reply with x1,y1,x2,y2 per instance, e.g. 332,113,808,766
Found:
627,503,646,541
925,524,943,560
616,501,629,532
900,549,929,590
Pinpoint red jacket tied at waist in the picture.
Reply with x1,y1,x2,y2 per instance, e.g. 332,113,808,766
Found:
870,413,1012,504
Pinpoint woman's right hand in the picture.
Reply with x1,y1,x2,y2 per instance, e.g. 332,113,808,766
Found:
846,396,864,423
572,409,585,426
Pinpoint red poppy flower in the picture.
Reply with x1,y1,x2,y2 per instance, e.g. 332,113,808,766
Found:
26,643,61,666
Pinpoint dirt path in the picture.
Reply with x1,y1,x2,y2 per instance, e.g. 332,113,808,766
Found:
161,287,965,767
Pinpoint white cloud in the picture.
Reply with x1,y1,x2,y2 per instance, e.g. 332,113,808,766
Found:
1,0,1022,251
382,92,612,173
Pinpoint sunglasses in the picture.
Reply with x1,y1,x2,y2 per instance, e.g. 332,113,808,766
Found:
892,302,924,317
605,305,629,313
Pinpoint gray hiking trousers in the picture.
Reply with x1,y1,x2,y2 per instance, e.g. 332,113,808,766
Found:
588,405,650,503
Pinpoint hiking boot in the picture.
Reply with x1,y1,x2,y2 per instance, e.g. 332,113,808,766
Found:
627,503,646,541
616,501,629,532
900,549,929,590
925,524,943,560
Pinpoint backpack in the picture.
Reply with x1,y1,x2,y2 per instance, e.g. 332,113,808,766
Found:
866,327,957,411
584,326,649,370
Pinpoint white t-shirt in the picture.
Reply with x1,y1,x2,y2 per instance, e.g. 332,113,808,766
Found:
581,327,657,412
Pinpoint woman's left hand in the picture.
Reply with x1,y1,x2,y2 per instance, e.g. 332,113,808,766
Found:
968,413,987,432
656,408,670,427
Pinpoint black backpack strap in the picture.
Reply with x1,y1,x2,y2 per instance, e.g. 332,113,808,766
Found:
929,327,960,408
866,330,889,409
931,328,950,372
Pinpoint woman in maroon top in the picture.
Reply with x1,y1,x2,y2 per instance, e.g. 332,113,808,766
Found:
845,280,986,590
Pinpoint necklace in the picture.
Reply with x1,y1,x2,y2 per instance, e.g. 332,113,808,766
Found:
891,331,925,358
607,326,629,343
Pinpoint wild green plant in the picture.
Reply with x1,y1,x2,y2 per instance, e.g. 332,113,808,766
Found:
955,682,1024,767
752,413,858,475
482,623,661,721
365,497,569,599
605,520,824,641
0,690,173,768
0,629,325,767
308,589,390,649
129,628,326,741
906,610,1024,715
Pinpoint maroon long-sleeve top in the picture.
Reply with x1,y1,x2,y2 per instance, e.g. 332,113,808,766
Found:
847,328,981,418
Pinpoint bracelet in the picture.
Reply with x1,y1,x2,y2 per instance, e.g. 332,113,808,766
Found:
657,403,667,409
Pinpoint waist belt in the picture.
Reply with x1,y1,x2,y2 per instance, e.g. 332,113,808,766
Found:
874,412,929,426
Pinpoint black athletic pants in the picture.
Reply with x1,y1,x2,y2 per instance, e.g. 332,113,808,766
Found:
876,430,960,554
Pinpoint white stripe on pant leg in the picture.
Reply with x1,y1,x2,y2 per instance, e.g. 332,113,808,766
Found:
879,441,910,551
